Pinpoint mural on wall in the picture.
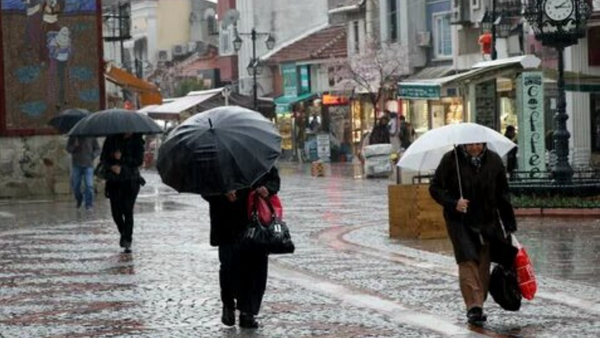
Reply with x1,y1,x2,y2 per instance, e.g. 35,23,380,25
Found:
1,0,102,135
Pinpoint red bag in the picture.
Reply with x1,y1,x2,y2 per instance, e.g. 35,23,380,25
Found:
513,235,537,300
247,190,283,226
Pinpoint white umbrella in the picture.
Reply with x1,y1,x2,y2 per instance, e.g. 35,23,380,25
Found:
397,122,517,172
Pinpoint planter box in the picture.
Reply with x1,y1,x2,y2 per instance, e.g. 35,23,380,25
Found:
388,184,447,239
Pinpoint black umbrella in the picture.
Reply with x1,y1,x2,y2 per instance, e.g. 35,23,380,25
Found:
48,108,89,134
157,106,281,196
68,108,163,137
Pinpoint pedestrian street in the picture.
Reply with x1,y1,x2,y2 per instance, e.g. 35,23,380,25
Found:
0,163,598,338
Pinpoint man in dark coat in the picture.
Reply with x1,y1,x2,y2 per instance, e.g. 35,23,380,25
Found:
429,143,516,325
203,166,280,329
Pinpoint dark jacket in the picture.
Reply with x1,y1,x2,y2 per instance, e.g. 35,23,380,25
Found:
204,166,281,247
429,148,516,263
100,134,145,185
67,136,100,167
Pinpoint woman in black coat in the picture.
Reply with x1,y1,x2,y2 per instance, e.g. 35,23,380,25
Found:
429,143,516,325
100,133,145,253
203,166,280,329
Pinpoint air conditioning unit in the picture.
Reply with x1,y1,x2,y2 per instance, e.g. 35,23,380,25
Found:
417,31,431,47
157,50,170,62
172,44,188,56
187,41,197,53
451,0,471,25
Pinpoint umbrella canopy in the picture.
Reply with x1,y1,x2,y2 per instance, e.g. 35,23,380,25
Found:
68,108,163,137
156,106,281,196
397,122,516,172
48,108,89,134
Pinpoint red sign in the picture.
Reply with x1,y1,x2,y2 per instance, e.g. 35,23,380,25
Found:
322,94,349,106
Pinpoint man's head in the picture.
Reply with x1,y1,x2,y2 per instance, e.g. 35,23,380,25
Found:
463,143,485,157
399,115,406,121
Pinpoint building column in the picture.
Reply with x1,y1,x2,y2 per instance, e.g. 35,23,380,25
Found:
565,39,591,170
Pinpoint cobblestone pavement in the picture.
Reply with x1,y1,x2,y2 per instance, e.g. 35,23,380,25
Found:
0,162,598,338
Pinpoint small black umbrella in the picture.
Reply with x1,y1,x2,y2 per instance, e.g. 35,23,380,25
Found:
157,106,281,196
68,108,163,137
48,108,90,134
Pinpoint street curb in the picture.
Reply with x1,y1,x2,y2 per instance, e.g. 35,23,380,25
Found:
515,208,600,217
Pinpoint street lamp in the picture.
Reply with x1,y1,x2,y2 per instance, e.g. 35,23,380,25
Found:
233,28,276,110
524,0,591,183
481,0,520,60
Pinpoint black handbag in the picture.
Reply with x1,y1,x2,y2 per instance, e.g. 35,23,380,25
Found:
241,195,295,254
94,162,109,180
489,263,522,311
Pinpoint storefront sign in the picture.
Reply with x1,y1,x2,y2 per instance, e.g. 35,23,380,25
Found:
398,84,441,99
276,104,291,114
517,72,546,177
474,80,497,130
282,63,298,97
322,94,349,106
299,65,310,94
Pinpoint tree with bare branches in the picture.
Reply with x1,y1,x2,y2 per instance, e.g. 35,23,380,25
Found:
330,40,410,120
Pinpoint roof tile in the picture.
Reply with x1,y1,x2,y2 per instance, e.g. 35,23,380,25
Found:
267,25,347,64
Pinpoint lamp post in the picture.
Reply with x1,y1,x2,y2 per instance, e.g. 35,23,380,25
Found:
233,28,276,111
481,0,520,60
524,0,591,183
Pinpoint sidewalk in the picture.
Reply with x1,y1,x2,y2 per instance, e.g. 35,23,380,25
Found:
0,163,597,337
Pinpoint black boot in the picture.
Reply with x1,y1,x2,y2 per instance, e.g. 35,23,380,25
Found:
239,312,259,328
466,306,487,326
221,306,235,326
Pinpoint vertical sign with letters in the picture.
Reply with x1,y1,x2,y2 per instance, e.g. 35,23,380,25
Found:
517,72,546,177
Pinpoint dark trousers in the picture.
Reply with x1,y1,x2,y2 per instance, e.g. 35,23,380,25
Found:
107,181,140,243
218,243,268,315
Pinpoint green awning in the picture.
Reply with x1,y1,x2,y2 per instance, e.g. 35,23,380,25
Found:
274,93,317,113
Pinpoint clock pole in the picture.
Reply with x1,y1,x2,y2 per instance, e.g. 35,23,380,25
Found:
524,0,591,184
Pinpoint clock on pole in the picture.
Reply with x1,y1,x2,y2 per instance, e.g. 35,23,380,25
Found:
543,0,574,22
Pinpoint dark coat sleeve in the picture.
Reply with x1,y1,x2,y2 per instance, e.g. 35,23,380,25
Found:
495,160,517,233
252,166,281,195
429,151,460,211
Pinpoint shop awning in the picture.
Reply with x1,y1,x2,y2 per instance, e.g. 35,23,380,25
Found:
146,88,222,119
543,69,600,92
398,55,542,99
104,64,162,106
274,93,317,113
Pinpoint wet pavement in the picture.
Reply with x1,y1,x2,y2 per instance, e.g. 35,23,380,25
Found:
0,162,598,338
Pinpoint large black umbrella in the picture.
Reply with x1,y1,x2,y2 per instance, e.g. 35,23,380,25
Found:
68,108,163,137
157,106,281,196
48,108,89,134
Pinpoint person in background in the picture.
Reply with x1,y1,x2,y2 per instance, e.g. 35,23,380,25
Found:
99,133,146,253
369,115,390,145
203,166,280,329
66,136,100,210
398,115,414,150
429,142,517,326
504,125,518,179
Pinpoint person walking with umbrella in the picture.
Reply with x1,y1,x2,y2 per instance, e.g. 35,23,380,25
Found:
203,166,280,328
156,106,284,328
99,133,146,253
66,135,99,210
429,142,517,326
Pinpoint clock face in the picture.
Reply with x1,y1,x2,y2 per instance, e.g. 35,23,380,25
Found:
544,0,574,22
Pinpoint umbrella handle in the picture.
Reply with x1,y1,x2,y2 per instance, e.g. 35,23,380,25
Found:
453,146,463,199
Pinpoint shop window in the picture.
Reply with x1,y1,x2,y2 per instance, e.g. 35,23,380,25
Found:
433,12,452,59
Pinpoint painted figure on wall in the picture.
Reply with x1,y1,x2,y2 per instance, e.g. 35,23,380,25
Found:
22,0,42,58
47,26,71,110
40,0,64,62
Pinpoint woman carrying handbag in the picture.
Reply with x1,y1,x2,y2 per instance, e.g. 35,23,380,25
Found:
203,166,280,329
